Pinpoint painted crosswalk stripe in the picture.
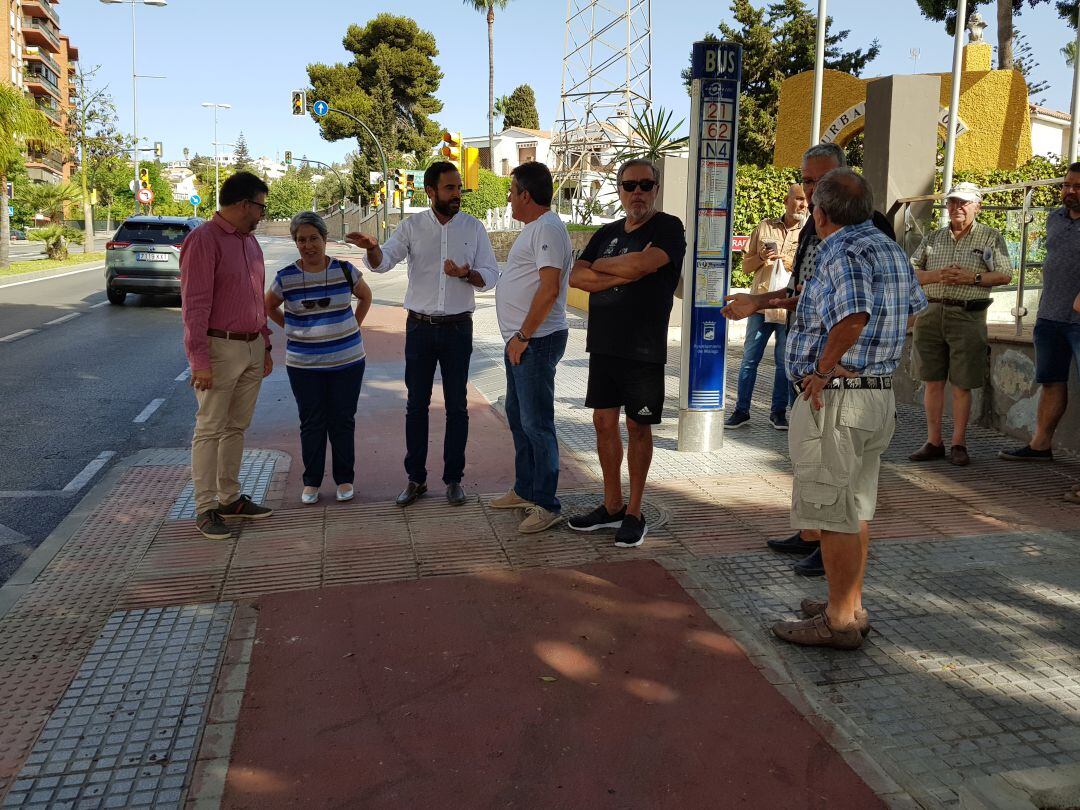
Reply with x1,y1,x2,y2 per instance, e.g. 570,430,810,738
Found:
0,329,38,343
175,368,191,382
62,451,117,493
90,300,110,309
45,312,81,326
133,398,166,423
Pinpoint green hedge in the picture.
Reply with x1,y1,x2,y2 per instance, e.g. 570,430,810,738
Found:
947,155,1067,233
461,168,511,219
730,164,801,287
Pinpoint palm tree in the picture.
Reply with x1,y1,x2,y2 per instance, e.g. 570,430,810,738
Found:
18,181,82,223
463,0,512,169
1,84,65,268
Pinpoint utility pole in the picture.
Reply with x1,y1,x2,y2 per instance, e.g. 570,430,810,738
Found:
202,102,231,210
74,68,107,253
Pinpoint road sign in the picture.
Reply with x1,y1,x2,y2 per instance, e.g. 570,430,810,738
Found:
678,40,743,452
137,188,154,205
312,100,328,117
189,194,201,206
7,206,12,217
129,180,137,193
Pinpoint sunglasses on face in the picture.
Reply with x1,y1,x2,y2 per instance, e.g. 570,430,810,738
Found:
620,180,657,193
301,298,331,309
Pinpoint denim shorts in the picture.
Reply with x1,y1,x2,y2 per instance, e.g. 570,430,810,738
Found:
1033,318,1080,384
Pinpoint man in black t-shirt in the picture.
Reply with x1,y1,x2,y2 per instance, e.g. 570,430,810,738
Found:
567,159,687,548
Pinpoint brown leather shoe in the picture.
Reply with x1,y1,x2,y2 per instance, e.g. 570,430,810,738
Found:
1065,489,1080,505
800,599,871,637
773,612,863,650
908,442,945,462
948,445,971,466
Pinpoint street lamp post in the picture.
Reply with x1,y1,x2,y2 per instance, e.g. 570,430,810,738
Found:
202,103,231,211
99,0,167,215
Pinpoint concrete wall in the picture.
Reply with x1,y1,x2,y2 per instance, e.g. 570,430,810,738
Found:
892,329,1080,454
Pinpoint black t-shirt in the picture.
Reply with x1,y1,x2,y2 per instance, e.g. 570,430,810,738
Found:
580,211,686,364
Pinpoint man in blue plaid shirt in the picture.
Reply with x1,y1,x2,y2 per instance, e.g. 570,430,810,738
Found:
773,168,927,651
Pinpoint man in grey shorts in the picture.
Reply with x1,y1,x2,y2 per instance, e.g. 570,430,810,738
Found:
772,168,927,651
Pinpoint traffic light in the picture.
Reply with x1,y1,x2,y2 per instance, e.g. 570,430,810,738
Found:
284,150,292,166
395,168,407,190
138,167,149,189
440,131,462,164
153,141,163,159
463,147,480,191
291,91,306,117
406,173,416,198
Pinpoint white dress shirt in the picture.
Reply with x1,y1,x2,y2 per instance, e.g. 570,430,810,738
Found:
363,209,500,316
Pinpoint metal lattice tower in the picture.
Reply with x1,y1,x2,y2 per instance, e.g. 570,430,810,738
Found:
552,0,652,220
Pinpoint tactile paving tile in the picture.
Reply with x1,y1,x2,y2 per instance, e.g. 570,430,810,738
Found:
678,532,1080,806
166,450,284,520
1,604,233,810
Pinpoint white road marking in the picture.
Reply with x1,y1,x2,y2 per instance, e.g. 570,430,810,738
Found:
0,329,38,343
175,368,191,381
90,300,110,309
45,312,81,326
0,264,104,290
61,451,116,493
133,398,166,423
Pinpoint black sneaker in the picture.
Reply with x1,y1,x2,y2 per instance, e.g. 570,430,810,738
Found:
793,546,825,577
614,514,648,548
568,503,626,531
766,532,819,555
725,410,750,429
195,510,231,540
769,411,789,431
218,494,273,520
998,445,1054,462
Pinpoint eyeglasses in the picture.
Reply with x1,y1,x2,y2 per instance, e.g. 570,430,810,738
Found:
246,199,267,213
945,198,977,208
619,180,657,192
301,297,331,309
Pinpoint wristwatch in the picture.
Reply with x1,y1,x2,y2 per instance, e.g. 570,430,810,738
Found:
973,272,983,286
514,330,530,343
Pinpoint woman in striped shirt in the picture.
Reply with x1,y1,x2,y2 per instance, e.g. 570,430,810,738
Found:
265,212,373,504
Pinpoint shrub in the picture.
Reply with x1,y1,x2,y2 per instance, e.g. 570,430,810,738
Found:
461,168,511,219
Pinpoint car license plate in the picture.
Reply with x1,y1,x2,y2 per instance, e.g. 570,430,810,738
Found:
135,252,169,262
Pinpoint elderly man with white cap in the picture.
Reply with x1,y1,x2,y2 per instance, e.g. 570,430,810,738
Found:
908,181,1013,466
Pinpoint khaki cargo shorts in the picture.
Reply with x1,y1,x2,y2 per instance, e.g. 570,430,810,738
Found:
911,302,989,389
788,388,896,534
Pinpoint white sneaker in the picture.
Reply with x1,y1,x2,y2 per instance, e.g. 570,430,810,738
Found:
336,485,354,502
301,488,320,505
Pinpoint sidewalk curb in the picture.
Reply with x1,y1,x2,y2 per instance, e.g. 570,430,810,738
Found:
0,449,146,621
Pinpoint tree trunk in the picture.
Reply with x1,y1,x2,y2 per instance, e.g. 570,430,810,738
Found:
83,199,95,253
997,0,1014,70
488,5,495,169
0,173,10,269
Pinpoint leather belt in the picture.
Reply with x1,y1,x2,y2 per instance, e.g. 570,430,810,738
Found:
207,328,261,342
407,310,472,324
795,376,893,393
926,297,992,312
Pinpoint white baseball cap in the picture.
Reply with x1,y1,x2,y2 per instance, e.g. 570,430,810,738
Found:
945,182,983,203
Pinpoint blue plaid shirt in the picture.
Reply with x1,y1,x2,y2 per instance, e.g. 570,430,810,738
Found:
786,219,927,381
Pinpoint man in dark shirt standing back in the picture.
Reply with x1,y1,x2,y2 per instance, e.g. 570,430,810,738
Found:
567,159,687,548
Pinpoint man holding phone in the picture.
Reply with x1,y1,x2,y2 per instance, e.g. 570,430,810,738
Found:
727,184,807,430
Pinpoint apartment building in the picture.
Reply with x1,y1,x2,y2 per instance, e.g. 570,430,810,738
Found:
4,0,79,184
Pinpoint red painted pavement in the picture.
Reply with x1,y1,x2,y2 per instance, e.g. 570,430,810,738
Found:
223,561,885,809
247,304,593,506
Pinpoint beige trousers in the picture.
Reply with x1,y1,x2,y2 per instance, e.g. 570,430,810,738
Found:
192,337,264,514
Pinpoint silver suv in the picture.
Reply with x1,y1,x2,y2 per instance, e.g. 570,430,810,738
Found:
105,215,203,305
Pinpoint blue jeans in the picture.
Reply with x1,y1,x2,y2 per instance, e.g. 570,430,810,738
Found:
504,329,567,513
404,317,473,485
735,313,789,414
287,360,366,487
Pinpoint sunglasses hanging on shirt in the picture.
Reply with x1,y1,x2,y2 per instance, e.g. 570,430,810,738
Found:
299,261,332,309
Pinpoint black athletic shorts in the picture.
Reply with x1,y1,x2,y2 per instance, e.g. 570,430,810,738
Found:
585,353,665,425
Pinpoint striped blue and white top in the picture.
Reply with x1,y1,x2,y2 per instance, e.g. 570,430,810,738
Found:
270,259,366,371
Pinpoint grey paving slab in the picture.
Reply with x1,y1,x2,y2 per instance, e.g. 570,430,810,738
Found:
2,604,234,810
166,450,282,520
680,534,1080,808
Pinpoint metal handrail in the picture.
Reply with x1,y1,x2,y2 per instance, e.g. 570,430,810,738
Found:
892,177,1063,337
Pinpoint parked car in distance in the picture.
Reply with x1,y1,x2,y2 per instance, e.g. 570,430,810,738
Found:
9,229,26,240
104,216,203,305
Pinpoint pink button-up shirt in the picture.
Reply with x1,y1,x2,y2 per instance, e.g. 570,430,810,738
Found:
180,213,269,371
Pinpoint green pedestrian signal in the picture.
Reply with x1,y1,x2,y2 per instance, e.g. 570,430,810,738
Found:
284,150,292,166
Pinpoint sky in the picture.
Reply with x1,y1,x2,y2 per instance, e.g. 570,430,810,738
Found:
57,0,1080,166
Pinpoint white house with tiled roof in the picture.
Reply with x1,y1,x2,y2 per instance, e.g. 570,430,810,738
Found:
463,127,552,177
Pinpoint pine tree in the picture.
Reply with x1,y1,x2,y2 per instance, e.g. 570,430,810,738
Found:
234,132,252,172
500,84,540,130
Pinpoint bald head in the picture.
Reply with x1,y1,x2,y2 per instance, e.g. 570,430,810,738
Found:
811,168,874,237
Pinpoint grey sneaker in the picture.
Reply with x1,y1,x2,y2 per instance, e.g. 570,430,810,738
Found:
195,510,231,540
518,505,561,534
218,494,273,520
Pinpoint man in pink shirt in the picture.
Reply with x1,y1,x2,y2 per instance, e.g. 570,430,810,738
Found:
181,171,274,540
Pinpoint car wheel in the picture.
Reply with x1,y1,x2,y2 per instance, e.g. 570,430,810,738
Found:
106,285,127,305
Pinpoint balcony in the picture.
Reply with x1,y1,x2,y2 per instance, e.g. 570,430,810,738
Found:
24,46,61,77
21,16,61,53
26,149,64,173
21,0,59,29
25,67,61,100
35,100,61,124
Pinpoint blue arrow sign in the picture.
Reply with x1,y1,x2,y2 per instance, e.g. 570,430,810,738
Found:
189,194,202,206
312,100,329,116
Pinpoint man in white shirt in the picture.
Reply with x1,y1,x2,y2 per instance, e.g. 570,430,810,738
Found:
347,161,499,507
488,162,573,534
